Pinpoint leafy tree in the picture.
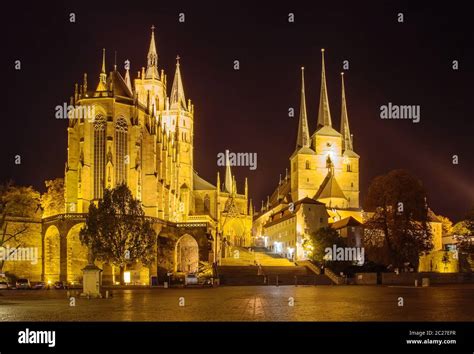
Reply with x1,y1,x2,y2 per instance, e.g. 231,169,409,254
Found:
0,182,41,272
455,207,474,253
436,214,453,236
363,169,433,269
303,227,346,264
41,178,65,217
79,184,156,284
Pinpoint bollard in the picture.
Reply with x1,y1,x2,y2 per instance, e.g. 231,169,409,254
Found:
294,276,297,287
414,279,418,287
422,278,430,287
105,290,109,299
164,281,168,288
276,275,279,287
67,291,70,298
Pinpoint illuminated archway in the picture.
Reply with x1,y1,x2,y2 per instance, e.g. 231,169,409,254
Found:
66,224,89,284
175,234,199,274
44,225,60,282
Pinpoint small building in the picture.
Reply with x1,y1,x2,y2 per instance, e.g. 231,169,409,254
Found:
330,216,363,248
262,198,329,261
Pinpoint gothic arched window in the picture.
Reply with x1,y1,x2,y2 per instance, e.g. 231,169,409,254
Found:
305,160,310,169
115,117,128,185
93,115,106,199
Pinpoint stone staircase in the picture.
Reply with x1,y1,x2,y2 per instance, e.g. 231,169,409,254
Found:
218,247,332,285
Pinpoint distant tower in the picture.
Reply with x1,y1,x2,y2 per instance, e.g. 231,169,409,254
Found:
338,73,360,208
290,67,318,202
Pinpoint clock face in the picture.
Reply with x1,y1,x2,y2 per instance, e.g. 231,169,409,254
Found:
326,142,332,147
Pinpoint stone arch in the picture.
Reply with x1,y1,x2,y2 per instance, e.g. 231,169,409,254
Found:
66,223,89,284
175,234,199,274
44,225,60,282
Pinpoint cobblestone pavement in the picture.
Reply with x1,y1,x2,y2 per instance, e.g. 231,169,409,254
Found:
0,285,473,321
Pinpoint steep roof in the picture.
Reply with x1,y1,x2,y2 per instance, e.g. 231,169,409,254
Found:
109,70,133,98
331,216,361,230
264,197,326,228
193,172,215,191
315,171,347,200
313,125,341,137
268,175,292,208
290,146,316,159
343,149,360,158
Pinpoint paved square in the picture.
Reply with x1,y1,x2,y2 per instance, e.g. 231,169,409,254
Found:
0,285,473,321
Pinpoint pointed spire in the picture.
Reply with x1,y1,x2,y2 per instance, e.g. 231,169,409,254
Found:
125,65,132,92
245,177,248,198
83,73,88,93
96,48,108,91
296,66,310,149
317,49,332,127
145,25,159,80
170,55,187,110
217,171,221,194
224,151,233,194
232,175,237,195
340,72,353,151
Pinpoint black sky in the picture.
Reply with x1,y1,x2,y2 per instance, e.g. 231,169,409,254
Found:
2,0,473,221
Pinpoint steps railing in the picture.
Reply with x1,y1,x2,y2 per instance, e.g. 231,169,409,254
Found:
324,267,346,285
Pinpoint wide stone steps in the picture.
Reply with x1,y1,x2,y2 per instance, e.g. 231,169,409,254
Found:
218,265,332,286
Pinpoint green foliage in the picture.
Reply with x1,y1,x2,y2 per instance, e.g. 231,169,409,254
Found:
363,169,433,268
0,182,41,272
436,214,453,236
41,178,65,217
0,182,41,218
303,227,345,264
79,184,156,271
455,207,474,253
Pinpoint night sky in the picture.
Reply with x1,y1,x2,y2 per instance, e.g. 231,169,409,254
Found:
2,1,473,221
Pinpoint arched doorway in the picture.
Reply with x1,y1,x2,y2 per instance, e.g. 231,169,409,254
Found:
66,224,89,284
175,234,199,274
44,225,60,282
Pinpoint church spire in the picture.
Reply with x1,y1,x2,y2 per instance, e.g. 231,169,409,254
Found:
340,72,353,151
296,67,310,149
125,66,132,92
317,49,332,127
224,152,233,194
170,55,187,110
96,48,107,91
145,25,159,80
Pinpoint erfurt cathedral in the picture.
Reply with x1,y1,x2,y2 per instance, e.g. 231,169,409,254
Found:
4,28,252,285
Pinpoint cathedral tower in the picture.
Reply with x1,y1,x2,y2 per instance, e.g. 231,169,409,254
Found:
290,67,318,202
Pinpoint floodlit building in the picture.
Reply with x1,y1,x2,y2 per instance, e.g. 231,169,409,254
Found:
4,28,252,285
253,50,363,260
